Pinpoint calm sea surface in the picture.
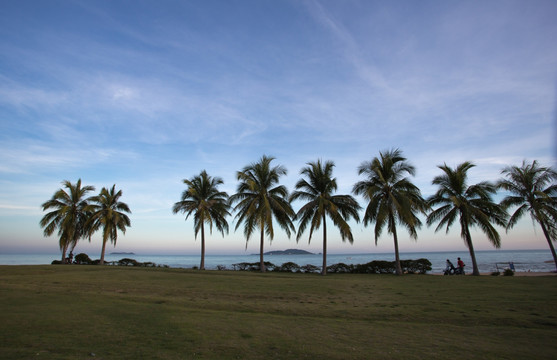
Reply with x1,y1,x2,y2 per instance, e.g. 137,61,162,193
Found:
0,250,555,274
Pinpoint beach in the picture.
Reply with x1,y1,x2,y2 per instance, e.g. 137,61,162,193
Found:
1,249,555,274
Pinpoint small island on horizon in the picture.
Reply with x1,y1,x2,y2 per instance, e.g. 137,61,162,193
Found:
257,249,315,256
110,252,135,255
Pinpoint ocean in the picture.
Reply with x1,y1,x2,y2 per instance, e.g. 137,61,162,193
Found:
0,249,555,274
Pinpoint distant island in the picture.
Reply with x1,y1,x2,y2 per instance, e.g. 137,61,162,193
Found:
110,252,135,255
261,249,314,255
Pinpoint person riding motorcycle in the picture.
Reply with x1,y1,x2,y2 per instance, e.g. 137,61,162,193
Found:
456,257,465,275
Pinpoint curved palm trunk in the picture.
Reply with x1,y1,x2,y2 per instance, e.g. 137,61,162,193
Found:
465,227,480,276
200,223,206,270
61,244,68,263
539,220,557,271
322,213,327,276
259,225,266,273
389,213,403,275
100,239,107,265
393,228,403,276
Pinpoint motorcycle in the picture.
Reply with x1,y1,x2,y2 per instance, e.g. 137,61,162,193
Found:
443,266,465,275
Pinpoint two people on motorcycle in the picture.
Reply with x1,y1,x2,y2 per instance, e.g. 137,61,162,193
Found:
444,257,465,275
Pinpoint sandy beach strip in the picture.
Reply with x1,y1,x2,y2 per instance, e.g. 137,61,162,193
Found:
509,271,557,277
431,271,557,276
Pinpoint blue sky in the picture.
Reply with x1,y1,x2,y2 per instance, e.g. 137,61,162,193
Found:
1,0,556,257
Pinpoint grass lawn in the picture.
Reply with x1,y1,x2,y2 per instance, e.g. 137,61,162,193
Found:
1,265,556,359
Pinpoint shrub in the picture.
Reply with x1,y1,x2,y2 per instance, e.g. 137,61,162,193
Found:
277,262,301,273
118,258,139,266
74,253,92,265
351,259,431,274
327,263,353,273
354,260,396,274
51,260,63,265
228,259,431,275
503,269,515,276
216,265,227,271
300,264,320,273
491,271,501,276
375,260,397,274
232,262,249,271
401,259,432,274
232,262,276,271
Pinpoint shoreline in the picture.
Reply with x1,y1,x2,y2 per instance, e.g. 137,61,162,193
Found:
431,271,557,276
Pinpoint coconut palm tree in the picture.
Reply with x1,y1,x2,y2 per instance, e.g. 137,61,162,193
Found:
87,185,131,265
40,179,95,262
353,149,427,275
230,155,295,272
427,162,508,276
498,160,557,270
173,170,231,270
290,160,360,275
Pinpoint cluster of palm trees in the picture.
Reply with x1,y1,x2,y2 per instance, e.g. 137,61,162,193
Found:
40,181,131,265
173,150,557,276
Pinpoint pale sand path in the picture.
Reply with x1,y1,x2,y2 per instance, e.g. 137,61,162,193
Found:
431,272,557,276
506,271,556,277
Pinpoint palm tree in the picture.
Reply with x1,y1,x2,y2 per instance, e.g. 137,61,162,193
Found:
427,162,508,276
498,160,557,271
173,170,231,270
290,160,361,275
230,155,295,272
40,179,95,262
353,149,427,275
87,185,131,265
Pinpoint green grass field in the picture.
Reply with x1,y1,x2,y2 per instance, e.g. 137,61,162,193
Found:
1,265,556,359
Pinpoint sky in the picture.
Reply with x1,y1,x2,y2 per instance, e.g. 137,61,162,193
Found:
1,0,556,257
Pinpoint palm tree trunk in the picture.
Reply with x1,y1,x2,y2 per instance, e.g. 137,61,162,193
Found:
260,225,266,273
539,219,557,271
393,228,403,275
200,223,206,270
465,227,480,276
322,213,327,276
61,244,68,263
100,239,107,265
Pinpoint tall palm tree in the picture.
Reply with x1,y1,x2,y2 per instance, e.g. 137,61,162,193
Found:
173,170,231,270
87,185,131,265
427,162,508,276
230,155,295,272
498,160,557,270
290,160,360,275
353,149,427,275
40,179,95,262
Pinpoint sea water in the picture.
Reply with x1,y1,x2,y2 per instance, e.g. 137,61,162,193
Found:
0,250,554,274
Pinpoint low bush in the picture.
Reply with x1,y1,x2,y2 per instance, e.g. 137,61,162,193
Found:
503,269,515,276
277,262,301,272
327,263,353,273
300,264,321,273
118,258,139,266
401,258,432,274
51,255,164,267
232,262,276,271
353,260,395,274
74,253,92,265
